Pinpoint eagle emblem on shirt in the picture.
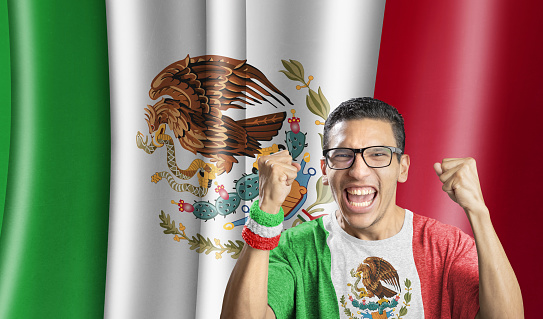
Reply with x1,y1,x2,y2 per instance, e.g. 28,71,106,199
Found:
341,257,413,318
355,257,401,298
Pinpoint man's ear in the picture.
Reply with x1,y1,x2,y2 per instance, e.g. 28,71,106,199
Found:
320,158,329,185
398,154,410,183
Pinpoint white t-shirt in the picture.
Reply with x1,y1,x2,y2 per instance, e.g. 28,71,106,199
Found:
324,209,424,318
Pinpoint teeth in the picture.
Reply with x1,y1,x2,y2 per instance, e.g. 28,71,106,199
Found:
347,188,376,195
349,200,372,207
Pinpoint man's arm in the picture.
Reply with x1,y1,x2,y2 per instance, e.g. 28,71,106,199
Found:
435,158,524,318
221,245,276,319
221,150,300,319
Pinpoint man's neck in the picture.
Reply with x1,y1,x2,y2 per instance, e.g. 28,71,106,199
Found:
336,206,406,241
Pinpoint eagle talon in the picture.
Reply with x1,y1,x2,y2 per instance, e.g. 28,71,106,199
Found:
377,297,388,305
358,288,369,299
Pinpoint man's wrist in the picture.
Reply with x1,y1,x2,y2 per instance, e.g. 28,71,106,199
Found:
258,198,282,215
465,205,492,232
464,204,490,219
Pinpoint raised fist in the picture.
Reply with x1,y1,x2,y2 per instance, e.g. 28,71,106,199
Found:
434,157,487,215
257,150,301,215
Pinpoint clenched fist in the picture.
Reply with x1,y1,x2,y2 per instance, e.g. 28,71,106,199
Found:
257,150,301,215
434,157,488,216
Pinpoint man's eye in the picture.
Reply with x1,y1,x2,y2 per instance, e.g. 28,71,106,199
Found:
332,153,353,159
368,152,391,159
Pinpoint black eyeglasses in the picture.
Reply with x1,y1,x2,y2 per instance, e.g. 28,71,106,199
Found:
323,146,403,170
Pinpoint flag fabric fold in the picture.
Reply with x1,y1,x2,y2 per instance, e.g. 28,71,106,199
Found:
0,0,11,234
0,0,110,318
104,1,384,317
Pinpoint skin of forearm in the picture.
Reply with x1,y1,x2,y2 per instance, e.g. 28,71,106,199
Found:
222,151,295,318
467,207,524,319
221,244,272,319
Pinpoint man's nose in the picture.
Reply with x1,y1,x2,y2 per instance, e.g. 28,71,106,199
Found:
348,153,372,177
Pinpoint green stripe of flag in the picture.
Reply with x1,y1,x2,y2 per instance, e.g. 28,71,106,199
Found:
0,0,10,234
0,0,110,317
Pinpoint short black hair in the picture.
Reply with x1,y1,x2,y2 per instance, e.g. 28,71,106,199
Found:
323,97,405,158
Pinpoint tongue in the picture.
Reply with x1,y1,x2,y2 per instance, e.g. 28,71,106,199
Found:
347,192,375,203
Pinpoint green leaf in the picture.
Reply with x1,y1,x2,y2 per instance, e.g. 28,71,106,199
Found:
404,278,411,288
317,87,330,119
159,211,178,234
225,240,244,259
306,87,330,120
189,241,199,251
158,210,167,222
306,89,323,119
405,292,411,303
290,59,305,79
279,60,305,83
281,59,296,75
399,306,408,316
340,295,346,305
189,234,203,251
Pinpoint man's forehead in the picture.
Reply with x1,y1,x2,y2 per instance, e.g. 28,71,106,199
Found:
330,118,394,132
328,118,396,146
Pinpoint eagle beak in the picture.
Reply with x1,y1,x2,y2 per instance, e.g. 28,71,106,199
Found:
152,123,167,147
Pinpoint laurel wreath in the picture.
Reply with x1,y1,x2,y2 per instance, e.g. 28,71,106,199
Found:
159,211,245,259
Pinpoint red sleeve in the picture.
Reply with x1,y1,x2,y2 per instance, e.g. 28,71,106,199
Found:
412,213,480,319
447,230,479,319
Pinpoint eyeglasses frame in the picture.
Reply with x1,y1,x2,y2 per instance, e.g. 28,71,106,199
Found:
322,146,404,170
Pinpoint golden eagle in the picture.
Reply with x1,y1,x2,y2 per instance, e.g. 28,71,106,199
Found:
145,54,292,174
356,257,401,299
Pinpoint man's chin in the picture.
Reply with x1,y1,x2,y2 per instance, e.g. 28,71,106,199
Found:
338,208,382,233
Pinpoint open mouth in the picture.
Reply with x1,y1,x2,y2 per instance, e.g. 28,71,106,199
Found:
345,187,377,208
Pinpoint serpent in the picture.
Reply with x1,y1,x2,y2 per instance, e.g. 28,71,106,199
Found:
137,131,218,197
350,271,368,299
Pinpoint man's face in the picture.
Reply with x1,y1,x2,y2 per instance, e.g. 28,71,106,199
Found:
320,119,410,235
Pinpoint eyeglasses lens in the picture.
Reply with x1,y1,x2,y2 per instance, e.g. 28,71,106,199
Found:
326,149,354,169
364,147,392,168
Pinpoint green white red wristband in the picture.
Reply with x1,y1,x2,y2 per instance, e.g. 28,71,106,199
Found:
249,200,284,227
246,215,283,238
242,200,284,250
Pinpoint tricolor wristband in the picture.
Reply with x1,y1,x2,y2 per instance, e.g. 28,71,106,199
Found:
242,200,284,250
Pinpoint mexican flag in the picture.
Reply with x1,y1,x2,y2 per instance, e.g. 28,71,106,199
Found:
1,0,541,318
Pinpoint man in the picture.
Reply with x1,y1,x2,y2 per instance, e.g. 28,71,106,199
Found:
221,97,523,318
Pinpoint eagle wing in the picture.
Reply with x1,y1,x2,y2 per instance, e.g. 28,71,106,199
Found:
149,54,292,113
